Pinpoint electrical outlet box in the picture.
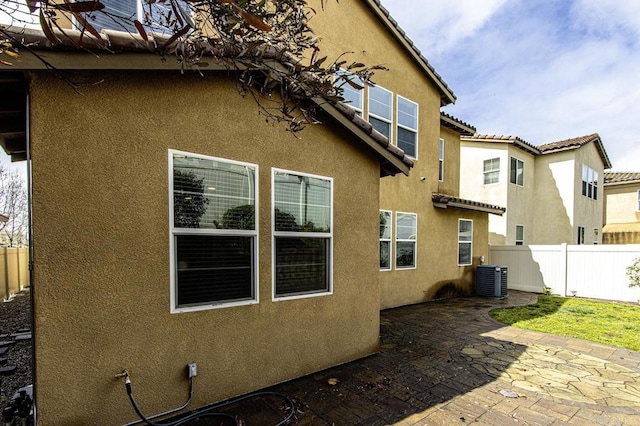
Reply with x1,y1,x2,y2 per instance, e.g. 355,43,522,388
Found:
188,362,197,378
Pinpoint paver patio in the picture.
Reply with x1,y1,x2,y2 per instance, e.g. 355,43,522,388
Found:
171,291,640,425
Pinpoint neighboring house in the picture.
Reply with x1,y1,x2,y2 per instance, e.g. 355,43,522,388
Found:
460,133,612,245
312,1,505,309
603,172,640,244
0,1,503,424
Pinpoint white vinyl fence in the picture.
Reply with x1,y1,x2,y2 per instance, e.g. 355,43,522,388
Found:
489,244,640,303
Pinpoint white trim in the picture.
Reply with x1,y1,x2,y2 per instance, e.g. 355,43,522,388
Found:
483,157,500,185
637,189,640,212
458,218,473,266
438,138,444,182
367,84,394,144
379,209,393,271
395,211,417,270
169,150,259,313
271,168,334,301
396,95,419,159
335,69,364,115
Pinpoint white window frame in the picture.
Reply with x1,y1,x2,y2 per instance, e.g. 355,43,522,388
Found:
582,165,598,200
272,168,333,301
77,0,188,33
438,138,445,182
637,190,640,212
395,212,417,270
380,210,392,271
458,219,473,266
169,150,259,313
396,95,419,159
335,70,364,116
483,158,500,185
577,226,585,245
367,85,393,144
515,225,524,246
510,156,524,186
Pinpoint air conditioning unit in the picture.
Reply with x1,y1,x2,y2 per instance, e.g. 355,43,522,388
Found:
476,265,507,298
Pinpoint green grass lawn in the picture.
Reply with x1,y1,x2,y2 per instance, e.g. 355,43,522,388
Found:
489,295,640,351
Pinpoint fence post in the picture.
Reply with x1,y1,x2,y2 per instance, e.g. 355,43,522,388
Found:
561,243,568,297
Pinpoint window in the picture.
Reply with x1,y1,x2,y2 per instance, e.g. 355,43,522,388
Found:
380,210,392,271
458,219,473,266
577,226,585,244
273,169,333,299
581,165,598,200
335,70,364,116
84,0,188,33
593,228,599,245
368,85,393,142
515,225,524,246
483,158,500,184
438,138,444,181
510,157,524,186
637,190,640,211
170,151,258,311
396,96,418,158
395,212,416,269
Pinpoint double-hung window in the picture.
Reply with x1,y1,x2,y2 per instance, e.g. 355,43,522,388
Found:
368,85,393,142
335,70,364,116
458,219,473,266
273,169,333,299
395,212,416,269
170,151,258,312
438,138,445,181
396,96,418,158
483,158,499,184
510,157,524,186
515,225,524,246
581,165,598,200
379,210,392,271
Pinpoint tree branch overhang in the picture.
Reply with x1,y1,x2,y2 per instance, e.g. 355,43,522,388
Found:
432,193,506,216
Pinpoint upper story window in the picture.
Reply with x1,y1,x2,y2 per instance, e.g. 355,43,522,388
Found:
483,158,500,185
169,151,258,312
368,85,393,142
515,225,524,246
396,96,418,158
272,169,333,300
637,190,640,211
438,138,444,181
395,212,416,269
581,165,598,200
335,70,364,116
458,219,472,266
85,0,188,33
510,157,524,186
380,210,392,271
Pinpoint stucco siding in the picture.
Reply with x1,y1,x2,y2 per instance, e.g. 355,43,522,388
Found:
605,183,640,224
29,71,381,425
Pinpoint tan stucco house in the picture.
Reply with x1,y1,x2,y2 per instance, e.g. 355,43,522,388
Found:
0,0,505,423
603,172,640,244
460,133,612,245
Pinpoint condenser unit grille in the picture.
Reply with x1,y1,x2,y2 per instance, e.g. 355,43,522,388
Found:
476,265,507,297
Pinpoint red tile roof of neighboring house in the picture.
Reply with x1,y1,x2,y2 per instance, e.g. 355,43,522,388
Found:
538,133,612,169
365,0,456,106
604,172,640,185
440,112,476,136
461,134,540,155
431,193,506,216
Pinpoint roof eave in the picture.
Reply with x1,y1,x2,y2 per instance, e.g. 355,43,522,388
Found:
431,194,506,216
364,0,456,106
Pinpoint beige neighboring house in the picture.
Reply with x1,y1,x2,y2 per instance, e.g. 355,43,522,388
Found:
603,172,640,244
460,133,612,245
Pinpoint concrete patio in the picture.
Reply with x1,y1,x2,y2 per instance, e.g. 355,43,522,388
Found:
174,291,640,425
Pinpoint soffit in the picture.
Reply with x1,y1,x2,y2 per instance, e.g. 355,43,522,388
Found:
431,193,506,216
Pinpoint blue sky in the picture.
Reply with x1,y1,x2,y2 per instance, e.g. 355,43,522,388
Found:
379,0,640,171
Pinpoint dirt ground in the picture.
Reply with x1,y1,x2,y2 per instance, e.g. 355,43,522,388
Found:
0,291,33,402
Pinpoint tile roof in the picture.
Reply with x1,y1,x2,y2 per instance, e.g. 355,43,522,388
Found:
365,0,456,106
440,112,476,136
461,134,540,155
538,133,612,169
431,193,506,216
604,172,640,185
